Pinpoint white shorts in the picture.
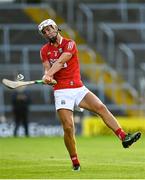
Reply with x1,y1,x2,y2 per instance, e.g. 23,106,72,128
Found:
54,86,89,111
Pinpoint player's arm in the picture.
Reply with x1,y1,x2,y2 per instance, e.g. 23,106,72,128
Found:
45,52,72,77
43,61,51,75
42,61,53,82
40,48,55,83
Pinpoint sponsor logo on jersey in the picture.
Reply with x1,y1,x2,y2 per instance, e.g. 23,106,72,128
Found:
53,51,58,57
50,59,57,66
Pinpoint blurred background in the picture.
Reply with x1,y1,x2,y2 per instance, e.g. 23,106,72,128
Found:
0,0,145,137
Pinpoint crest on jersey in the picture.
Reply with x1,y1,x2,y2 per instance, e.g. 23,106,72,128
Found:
58,48,63,53
61,100,66,105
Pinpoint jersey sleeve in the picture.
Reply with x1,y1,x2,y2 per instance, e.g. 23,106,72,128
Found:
63,40,77,55
40,46,48,63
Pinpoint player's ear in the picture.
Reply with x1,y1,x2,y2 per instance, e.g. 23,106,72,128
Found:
53,25,61,32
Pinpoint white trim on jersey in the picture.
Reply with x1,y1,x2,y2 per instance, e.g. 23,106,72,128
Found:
59,36,63,45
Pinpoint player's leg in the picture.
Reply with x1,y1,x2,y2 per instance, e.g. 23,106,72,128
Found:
79,91,141,147
79,91,122,131
54,89,81,170
57,109,80,170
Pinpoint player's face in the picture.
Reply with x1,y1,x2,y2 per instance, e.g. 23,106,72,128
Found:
42,25,58,43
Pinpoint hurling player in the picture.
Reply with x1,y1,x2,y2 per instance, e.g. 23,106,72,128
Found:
38,19,141,171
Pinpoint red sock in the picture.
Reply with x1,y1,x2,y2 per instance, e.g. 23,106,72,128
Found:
115,128,126,141
70,154,80,166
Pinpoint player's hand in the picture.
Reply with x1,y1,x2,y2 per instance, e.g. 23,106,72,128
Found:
42,75,56,85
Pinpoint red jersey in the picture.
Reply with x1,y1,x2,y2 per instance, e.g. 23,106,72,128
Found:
40,37,83,90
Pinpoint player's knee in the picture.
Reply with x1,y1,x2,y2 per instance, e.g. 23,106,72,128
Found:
63,125,74,136
96,103,107,114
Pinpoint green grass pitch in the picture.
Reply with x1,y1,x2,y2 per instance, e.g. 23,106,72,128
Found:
0,135,145,179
